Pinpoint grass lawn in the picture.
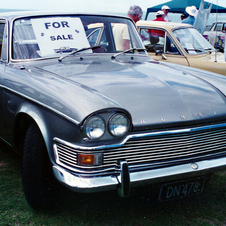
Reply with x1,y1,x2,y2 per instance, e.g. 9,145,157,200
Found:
1,141,226,226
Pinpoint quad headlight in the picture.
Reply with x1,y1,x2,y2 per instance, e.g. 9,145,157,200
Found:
83,112,131,140
84,116,105,139
109,113,130,137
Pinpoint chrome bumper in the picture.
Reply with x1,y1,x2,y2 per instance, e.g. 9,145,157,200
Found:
53,157,226,197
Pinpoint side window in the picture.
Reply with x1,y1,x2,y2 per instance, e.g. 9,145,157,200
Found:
165,35,180,55
139,28,165,53
223,23,226,32
87,27,107,50
214,23,223,31
87,28,103,46
140,28,180,55
0,23,6,60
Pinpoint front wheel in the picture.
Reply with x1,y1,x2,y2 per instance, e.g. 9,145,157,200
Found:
22,122,58,210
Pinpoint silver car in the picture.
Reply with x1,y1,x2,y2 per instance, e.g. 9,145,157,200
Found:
2,12,226,210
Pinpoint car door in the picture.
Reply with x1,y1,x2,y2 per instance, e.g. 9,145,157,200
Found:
139,27,189,66
209,22,223,46
0,21,7,139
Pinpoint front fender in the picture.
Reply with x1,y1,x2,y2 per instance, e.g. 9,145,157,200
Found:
14,102,82,163
16,104,49,146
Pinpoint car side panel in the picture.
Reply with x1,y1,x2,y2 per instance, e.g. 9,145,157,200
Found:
0,63,4,140
187,56,226,76
147,53,189,66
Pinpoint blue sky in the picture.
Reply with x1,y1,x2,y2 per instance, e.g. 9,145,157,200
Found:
0,0,225,15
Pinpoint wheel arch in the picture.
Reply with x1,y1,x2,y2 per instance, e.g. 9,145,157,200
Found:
13,105,49,155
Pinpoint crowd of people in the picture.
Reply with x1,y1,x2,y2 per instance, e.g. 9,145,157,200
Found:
112,4,199,51
151,4,198,25
123,4,199,26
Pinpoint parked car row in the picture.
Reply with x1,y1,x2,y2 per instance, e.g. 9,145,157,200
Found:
1,11,226,210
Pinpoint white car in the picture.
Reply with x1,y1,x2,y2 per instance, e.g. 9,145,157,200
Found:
203,21,226,51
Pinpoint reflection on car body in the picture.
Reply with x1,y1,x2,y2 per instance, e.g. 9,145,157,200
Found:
2,12,226,210
137,21,226,75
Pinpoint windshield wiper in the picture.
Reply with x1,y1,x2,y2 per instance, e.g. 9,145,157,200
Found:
204,48,215,53
111,48,146,59
58,45,102,62
184,48,204,53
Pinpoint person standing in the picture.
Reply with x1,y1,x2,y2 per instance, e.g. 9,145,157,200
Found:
161,5,171,22
148,11,166,37
153,10,166,22
127,5,143,23
113,5,143,51
182,6,198,25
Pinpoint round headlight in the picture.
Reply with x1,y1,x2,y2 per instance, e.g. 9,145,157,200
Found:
84,116,105,139
109,114,130,137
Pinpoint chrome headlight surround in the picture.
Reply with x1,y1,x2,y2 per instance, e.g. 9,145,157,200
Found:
83,115,106,140
108,113,130,137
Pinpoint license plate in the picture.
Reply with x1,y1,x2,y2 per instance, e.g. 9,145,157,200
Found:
159,177,206,201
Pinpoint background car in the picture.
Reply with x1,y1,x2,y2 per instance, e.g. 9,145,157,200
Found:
2,12,226,211
203,21,226,52
137,21,226,75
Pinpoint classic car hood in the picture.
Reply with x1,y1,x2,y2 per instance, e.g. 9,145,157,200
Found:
32,55,226,126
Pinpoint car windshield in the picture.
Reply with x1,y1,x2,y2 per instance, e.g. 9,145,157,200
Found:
172,27,215,54
12,15,145,60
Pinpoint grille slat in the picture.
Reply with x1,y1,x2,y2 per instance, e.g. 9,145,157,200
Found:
57,155,77,165
58,152,77,163
54,124,226,174
58,149,77,160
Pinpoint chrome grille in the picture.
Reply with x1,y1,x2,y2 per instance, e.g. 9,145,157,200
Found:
104,127,226,171
56,143,78,168
54,123,226,174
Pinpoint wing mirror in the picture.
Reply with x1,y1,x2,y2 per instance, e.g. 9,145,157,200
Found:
155,50,163,56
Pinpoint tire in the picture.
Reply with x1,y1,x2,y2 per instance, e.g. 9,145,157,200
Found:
22,122,58,210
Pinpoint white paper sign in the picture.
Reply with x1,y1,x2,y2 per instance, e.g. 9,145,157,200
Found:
185,43,196,54
31,17,91,57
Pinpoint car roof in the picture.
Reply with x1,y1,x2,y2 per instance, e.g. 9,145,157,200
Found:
212,21,226,23
0,11,128,21
136,20,192,30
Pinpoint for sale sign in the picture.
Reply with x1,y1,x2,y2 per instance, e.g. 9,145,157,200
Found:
31,17,91,57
